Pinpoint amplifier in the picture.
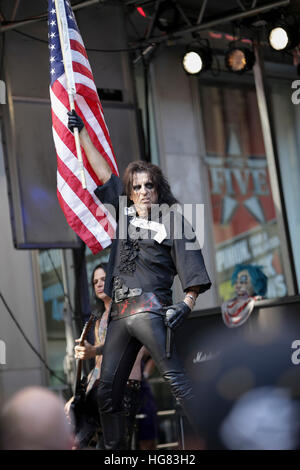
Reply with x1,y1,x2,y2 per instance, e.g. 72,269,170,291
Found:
174,299,300,450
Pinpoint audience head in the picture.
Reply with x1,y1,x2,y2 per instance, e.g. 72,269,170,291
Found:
0,386,74,450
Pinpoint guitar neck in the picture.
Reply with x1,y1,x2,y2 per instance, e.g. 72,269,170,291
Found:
73,313,97,395
74,359,83,395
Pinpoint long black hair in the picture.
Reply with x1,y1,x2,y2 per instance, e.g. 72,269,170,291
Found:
91,262,108,313
123,160,178,206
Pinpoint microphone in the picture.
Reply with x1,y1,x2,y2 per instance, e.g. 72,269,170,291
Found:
165,308,175,359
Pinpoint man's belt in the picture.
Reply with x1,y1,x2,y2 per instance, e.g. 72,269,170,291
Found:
111,292,165,318
114,286,143,303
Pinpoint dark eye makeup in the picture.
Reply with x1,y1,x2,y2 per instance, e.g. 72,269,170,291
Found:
133,183,154,191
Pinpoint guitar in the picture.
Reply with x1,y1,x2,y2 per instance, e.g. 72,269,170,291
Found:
70,310,101,446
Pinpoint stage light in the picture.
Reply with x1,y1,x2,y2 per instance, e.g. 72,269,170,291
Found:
136,7,146,18
182,44,212,75
225,47,255,74
269,27,288,50
183,51,203,74
268,24,300,51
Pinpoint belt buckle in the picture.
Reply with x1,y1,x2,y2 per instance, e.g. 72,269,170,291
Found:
114,287,142,303
114,289,124,303
131,288,142,297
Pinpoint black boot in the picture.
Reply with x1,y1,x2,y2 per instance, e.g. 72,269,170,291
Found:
123,380,142,448
100,412,129,450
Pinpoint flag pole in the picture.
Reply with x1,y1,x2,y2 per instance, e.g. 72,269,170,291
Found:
53,0,87,189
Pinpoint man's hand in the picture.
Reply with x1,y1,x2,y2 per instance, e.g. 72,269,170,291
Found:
67,110,84,133
164,302,191,330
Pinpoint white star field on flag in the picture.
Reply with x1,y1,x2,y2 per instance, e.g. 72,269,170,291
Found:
48,0,78,85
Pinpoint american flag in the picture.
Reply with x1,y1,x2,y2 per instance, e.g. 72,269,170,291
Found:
48,0,118,254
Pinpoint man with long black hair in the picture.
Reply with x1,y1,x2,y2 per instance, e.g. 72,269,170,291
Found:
65,263,144,448
68,111,211,449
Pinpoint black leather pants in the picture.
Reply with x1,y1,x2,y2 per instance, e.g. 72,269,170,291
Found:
97,312,200,447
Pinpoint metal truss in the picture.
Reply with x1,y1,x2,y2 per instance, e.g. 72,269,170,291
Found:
126,0,290,46
0,0,106,33
0,0,291,41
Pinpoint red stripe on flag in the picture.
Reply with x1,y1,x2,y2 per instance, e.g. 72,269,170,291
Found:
80,110,117,175
72,61,94,81
56,155,115,239
51,79,116,176
70,39,89,60
57,190,103,254
51,105,103,187
75,82,99,103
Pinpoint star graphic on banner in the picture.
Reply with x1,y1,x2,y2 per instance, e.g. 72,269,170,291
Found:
221,196,266,225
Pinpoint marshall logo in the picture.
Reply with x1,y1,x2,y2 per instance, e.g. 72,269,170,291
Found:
193,350,220,364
